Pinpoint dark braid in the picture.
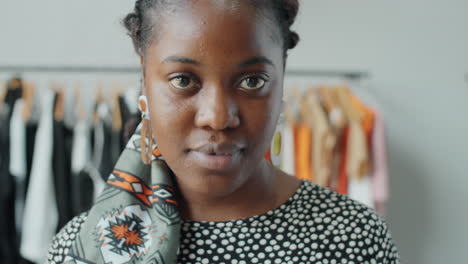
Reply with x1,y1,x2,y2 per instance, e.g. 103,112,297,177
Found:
123,0,161,56
123,0,300,56
275,0,300,50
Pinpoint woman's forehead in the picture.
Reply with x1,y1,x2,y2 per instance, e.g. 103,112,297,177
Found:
146,0,283,66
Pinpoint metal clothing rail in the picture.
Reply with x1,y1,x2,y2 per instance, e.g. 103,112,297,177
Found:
0,65,369,80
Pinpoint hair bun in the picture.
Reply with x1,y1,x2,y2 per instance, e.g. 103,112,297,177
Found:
288,31,300,49
124,13,141,38
123,12,143,54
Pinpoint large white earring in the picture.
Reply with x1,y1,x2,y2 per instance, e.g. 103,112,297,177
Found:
269,113,284,168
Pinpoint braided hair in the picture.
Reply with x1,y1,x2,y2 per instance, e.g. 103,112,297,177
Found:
123,0,300,57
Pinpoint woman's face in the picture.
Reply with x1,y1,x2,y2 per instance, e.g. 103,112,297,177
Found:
143,1,285,195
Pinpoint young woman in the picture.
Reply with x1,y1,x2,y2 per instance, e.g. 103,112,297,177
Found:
47,0,399,263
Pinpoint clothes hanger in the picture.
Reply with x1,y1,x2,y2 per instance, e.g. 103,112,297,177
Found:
10,78,21,90
21,81,35,122
54,83,65,122
74,82,87,122
334,85,362,123
93,82,104,124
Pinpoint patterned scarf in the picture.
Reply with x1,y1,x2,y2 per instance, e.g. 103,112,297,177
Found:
64,123,180,264
63,115,283,263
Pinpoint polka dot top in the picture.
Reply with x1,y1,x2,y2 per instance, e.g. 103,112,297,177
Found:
47,180,400,263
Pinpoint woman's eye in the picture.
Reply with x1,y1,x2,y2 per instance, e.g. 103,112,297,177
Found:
240,77,266,90
169,76,197,89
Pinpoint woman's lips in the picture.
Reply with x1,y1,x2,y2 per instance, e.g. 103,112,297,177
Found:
188,143,243,171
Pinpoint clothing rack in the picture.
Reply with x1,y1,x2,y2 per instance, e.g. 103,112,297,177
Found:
0,65,369,80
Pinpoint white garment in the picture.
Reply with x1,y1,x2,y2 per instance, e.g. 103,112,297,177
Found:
71,120,105,202
71,121,91,175
281,122,295,176
83,163,106,202
20,89,58,263
124,86,139,114
9,99,27,233
349,176,374,209
371,109,389,216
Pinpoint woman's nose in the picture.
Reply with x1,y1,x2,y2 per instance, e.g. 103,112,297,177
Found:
194,85,240,131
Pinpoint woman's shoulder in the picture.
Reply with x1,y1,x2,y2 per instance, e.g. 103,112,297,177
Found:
46,212,89,264
293,180,399,262
297,180,388,227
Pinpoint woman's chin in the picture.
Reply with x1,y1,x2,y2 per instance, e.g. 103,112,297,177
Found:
177,168,251,198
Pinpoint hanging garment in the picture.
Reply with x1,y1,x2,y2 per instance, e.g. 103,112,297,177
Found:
71,120,105,215
346,121,374,207
346,121,369,181
327,108,346,192
348,175,374,208
70,120,92,216
53,122,181,263
305,92,335,187
336,126,349,195
118,95,132,151
24,103,40,203
0,105,19,264
281,121,295,176
52,119,74,231
371,109,389,216
111,128,123,168
20,90,58,263
123,86,139,115
348,96,376,208
9,100,27,238
94,103,114,181
4,82,22,120
294,124,313,181
75,163,105,214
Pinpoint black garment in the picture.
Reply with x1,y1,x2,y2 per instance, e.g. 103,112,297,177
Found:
24,122,38,199
72,166,99,216
0,108,19,264
110,129,122,169
118,96,131,151
52,120,74,231
96,121,113,181
4,87,22,120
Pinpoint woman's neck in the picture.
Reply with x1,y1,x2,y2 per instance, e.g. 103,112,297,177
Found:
176,161,301,222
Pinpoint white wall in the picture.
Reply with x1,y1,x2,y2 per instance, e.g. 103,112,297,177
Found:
1,0,467,263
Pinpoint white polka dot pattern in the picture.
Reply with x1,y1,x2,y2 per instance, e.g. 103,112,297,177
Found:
46,212,88,264
47,180,400,263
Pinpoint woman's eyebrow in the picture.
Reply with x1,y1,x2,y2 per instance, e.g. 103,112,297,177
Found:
162,55,201,66
161,55,274,68
238,56,275,68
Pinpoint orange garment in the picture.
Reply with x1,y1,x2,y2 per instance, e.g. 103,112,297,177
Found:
350,95,376,177
336,126,349,195
351,95,375,144
293,124,313,182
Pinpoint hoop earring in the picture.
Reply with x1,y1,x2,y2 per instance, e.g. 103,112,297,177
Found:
138,95,153,165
